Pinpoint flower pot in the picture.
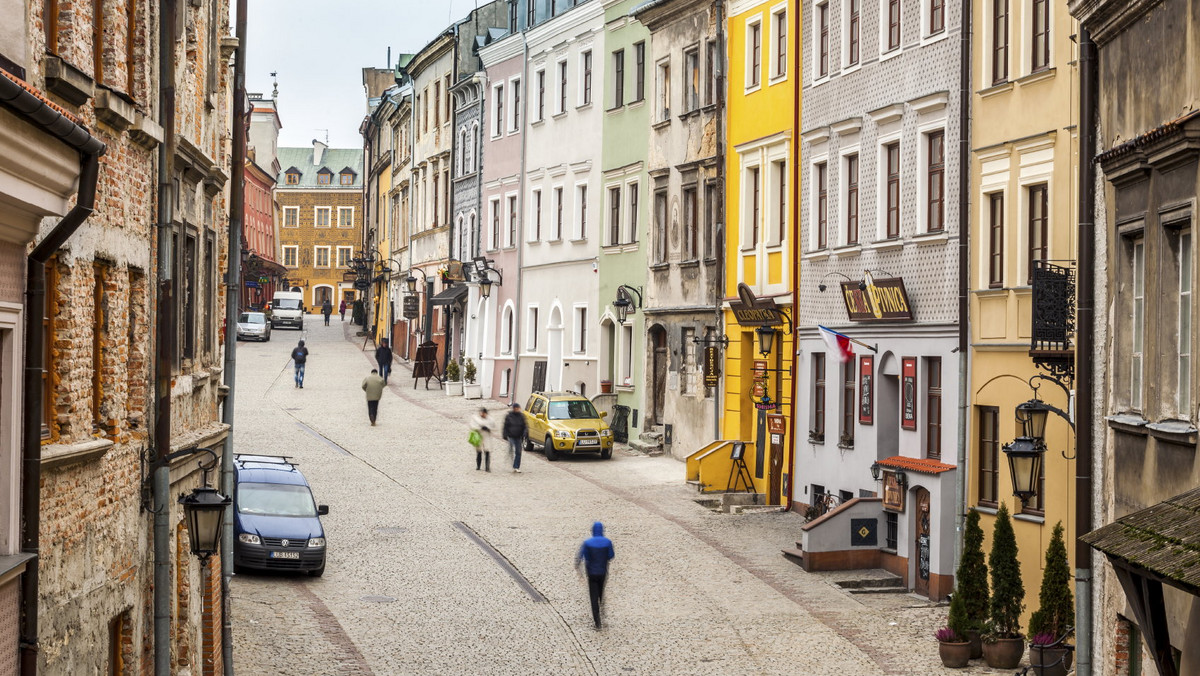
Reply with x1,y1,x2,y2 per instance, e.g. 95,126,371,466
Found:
445,381,463,396
937,641,972,669
982,637,1025,670
463,383,482,400
965,630,983,659
600,380,613,394
1029,645,1072,676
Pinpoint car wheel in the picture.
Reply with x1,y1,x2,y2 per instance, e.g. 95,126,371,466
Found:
309,564,325,578
263,332,271,342
544,436,558,461
601,446,612,460
524,436,533,453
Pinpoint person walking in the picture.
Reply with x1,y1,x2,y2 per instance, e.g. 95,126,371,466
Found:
469,407,493,471
502,402,527,473
290,340,308,388
575,522,615,629
339,299,347,322
375,338,393,383
321,299,333,326
362,369,385,426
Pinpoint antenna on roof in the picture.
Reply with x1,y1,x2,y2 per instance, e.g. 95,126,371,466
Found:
270,71,278,100
315,129,329,144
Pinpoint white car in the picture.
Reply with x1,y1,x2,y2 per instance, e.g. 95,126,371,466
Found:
236,312,272,341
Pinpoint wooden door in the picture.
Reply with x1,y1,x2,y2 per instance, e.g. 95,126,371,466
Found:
914,487,931,597
531,360,548,394
650,327,667,425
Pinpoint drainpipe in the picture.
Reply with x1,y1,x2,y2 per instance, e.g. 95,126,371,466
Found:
952,0,972,571
9,71,106,672
220,0,249,673
785,0,800,509
153,0,179,672
713,0,725,440
1073,26,1096,676
511,30,530,404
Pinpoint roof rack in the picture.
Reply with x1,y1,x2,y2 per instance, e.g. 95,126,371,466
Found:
234,454,298,466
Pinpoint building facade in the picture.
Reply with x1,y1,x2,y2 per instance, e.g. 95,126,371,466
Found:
276,143,365,310
362,69,399,340
243,124,285,311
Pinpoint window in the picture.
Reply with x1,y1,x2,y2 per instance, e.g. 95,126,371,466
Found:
574,306,588,353
575,184,588,239
315,207,331,228
336,246,353,268
818,3,830,78
704,181,718,259
493,83,505,137
554,187,564,240
621,325,634,383
847,0,861,66
654,190,668,264
773,9,788,78
314,246,330,268
532,189,543,241
608,186,622,246
845,154,859,244
613,49,625,107
927,131,945,232
657,60,671,121
748,21,762,87
978,406,999,507
92,262,108,425
683,186,698,260
1027,184,1048,280
512,78,522,131
685,48,700,112
813,354,826,441
885,142,900,238
1031,0,1050,72
502,307,515,355
1131,238,1144,410
527,306,540,351
885,511,898,549
628,182,639,245
340,172,354,185
283,206,299,227
489,197,501,250
681,327,696,394
507,195,518,248
317,172,331,185
285,172,299,185
527,0,535,25
1179,231,1193,414
432,173,440,226
989,193,1004,287
992,0,1009,83
581,51,592,106
930,0,945,34
749,166,761,247
536,70,546,121
886,0,901,51
926,357,942,459
434,81,440,127
634,42,646,101
841,362,854,445
558,61,568,113
816,162,828,249
282,246,298,267
338,206,354,228
705,41,718,106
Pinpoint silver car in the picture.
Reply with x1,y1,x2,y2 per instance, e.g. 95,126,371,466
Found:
236,312,272,342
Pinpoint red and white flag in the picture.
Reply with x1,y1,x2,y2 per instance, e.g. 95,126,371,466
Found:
818,325,855,363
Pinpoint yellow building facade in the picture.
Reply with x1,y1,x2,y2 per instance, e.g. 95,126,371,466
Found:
721,0,797,505
968,0,1079,630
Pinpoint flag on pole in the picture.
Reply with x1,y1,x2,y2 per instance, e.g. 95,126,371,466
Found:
818,325,855,363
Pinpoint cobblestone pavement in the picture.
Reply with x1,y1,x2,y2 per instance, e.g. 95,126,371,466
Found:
230,318,1025,675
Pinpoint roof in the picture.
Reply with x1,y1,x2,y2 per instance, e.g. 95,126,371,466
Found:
877,455,956,475
276,147,364,189
1082,486,1200,595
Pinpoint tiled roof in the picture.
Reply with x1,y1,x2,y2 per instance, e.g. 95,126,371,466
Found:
877,456,956,475
0,68,82,125
1082,486,1200,595
276,147,363,189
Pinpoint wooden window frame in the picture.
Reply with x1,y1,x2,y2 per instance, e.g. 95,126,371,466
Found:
634,42,646,102
816,162,828,249
886,142,901,239
989,193,1004,287
846,154,859,244
930,0,945,35
887,0,902,50
927,131,945,232
613,49,625,108
774,9,788,78
683,185,698,260
978,406,999,507
818,3,829,78
848,0,861,65
926,357,942,460
1031,0,1050,73
750,167,761,247
1027,184,1048,282
749,22,762,87
813,354,826,441
841,361,855,445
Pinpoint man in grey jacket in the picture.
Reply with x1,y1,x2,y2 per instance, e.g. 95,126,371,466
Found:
362,369,385,426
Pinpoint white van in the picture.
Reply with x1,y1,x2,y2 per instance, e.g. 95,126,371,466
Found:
271,291,305,330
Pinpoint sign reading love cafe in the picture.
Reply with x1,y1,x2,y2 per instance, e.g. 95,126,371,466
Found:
840,274,914,322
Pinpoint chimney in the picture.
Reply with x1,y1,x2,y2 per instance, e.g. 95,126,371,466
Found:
312,139,327,165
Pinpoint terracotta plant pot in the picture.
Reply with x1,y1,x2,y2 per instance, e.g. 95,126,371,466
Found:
600,380,613,394
938,640,972,668
1029,645,1072,676
982,637,1025,670
965,630,983,659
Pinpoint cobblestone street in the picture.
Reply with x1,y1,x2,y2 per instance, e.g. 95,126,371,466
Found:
229,319,1015,675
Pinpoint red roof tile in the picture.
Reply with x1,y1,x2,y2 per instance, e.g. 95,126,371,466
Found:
878,455,956,475
0,68,83,125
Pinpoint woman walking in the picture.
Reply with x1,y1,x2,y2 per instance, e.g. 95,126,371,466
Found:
470,408,493,472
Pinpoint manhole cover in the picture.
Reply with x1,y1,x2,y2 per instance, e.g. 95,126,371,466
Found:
360,595,396,603
376,527,408,535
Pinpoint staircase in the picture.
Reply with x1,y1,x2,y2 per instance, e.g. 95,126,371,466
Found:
629,425,664,455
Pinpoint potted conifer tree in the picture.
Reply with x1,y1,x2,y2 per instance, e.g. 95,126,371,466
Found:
982,503,1025,669
1028,522,1074,676
444,358,463,396
462,358,482,399
948,508,989,658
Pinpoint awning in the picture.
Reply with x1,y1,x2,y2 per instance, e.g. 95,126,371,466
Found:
429,284,467,306
1082,486,1200,676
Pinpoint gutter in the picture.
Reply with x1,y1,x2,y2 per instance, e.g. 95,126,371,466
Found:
2,69,107,676
714,0,726,445
511,30,530,404
952,0,971,571
785,0,798,509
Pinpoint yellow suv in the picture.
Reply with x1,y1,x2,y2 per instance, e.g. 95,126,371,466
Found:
523,392,614,460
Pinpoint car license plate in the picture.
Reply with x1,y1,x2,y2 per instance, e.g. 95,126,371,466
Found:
270,551,300,559
577,439,598,447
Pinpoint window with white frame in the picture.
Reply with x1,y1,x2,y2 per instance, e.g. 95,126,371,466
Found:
769,158,787,246
746,165,761,248
882,0,901,53
489,197,501,250
575,183,588,240
580,50,592,106
526,305,540,351
991,0,1009,84
815,161,829,249
608,185,622,246
816,1,829,79
535,69,546,121
282,245,298,267
468,212,478,259
654,189,668,263
613,49,625,108
501,305,515,355
844,0,861,68
573,306,588,353
844,152,860,245
336,246,352,268
511,77,522,131
530,189,543,242
553,186,564,239
927,0,945,36
557,60,568,114
627,181,639,245
683,185,698,260
1031,0,1050,73
283,206,299,227
634,42,646,101
882,140,901,238
704,181,719,258
493,83,505,137
337,206,354,228
314,246,330,268
1177,229,1192,415
314,206,331,228
925,130,945,232
506,194,518,248
746,19,762,88
656,59,671,122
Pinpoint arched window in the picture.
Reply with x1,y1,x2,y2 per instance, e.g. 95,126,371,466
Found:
468,212,479,259
459,129,468,175
501,305,515,355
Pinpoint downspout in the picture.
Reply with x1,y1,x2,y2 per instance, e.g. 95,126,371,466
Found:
952,0,971,570
511,29,530,404
220,0,249,673
1073,26,1096,676
713,0,725,440
10,70,106,672
444,29,461,373
154,0,179,672
785,0,798,509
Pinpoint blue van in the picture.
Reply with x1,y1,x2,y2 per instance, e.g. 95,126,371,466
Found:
233,455,328,577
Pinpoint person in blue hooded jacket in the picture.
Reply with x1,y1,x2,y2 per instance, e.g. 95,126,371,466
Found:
575,521,615,629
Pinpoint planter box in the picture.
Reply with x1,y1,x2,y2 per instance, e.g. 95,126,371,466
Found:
445,381,463,396
463,383,482,400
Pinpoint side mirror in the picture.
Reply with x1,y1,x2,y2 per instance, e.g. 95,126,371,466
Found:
599,411,608,418
536,412,547,421
317,505,329,515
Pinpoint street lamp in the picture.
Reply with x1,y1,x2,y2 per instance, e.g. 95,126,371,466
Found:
178,486,231,564
472,257,503,300
1016,399,1051,440
1002,436,1044,506
870,461,881,481
405,274,418,294
756,325,776,357
612,285,643,323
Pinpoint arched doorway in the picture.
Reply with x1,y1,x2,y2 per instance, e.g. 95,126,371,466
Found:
649,325,667,425
313,285,333,308
547,305,564,391
913,487,931,597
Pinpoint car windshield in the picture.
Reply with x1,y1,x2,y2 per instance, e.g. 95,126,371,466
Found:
547,400,599,420
239,313,265,324
237,483,317,517
274,299,301,310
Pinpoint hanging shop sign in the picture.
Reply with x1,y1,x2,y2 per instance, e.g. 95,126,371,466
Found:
859,355,874,425
402,295,420,319
883,471,905,512
901,357,917,430
840,275,914,322
442,260,466,282
703,347,720,387
730,283,787,326
752,359,768,379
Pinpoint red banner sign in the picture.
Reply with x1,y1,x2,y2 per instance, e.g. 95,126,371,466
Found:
859,355,874,425
901,357,917,430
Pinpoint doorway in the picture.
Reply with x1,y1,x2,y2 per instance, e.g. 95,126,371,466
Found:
649,325,667,426
914,487,931,597
314,286,332,307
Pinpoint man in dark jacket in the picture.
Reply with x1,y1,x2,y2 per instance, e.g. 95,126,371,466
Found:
575,522,615,629
375,338,393,383
321,299,333,326
502,402,528,473
290,340,308,388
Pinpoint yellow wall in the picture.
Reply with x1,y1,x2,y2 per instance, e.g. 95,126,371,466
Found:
373,163,392,341
722,0,798,504
967,0,1079,632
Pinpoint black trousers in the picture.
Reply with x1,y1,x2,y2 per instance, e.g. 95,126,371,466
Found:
587,573,607,628
367,399,379,422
